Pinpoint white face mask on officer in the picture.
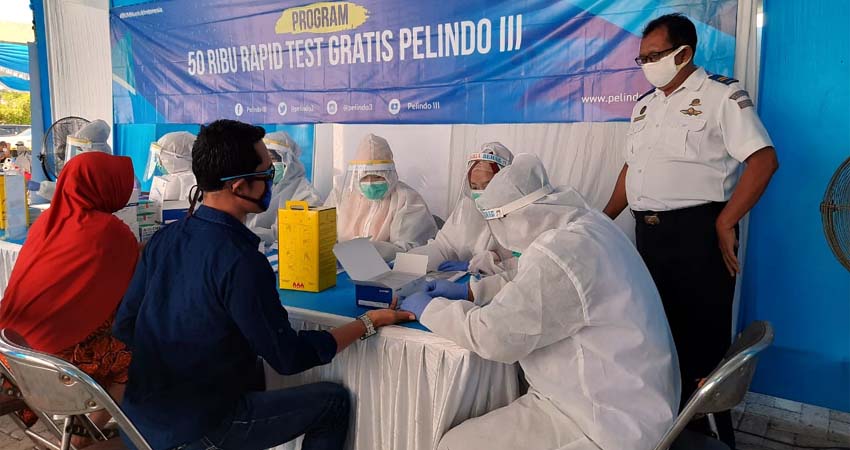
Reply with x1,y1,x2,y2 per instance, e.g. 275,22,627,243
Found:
641,45,691,88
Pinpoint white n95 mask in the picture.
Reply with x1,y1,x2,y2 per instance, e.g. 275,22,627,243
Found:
641,45,690,88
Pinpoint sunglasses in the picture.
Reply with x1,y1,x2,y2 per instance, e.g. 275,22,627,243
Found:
220,165,275,182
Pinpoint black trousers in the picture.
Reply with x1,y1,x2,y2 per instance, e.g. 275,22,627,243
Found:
635,202,737,448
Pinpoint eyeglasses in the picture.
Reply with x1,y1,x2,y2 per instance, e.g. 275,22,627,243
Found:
220,165,275,182
634,46,678,66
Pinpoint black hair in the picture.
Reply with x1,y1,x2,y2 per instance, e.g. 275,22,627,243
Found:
192,119,266,191
643,13,698,56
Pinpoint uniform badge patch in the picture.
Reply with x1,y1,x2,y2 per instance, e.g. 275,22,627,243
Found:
640,106,647,114
680,107,703,116
633,114,646,122
690,98,701,107
729,90,749,101
737,99,754,109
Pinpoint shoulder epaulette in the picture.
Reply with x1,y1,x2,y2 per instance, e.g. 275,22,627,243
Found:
708,73,739,85
637,88,655,102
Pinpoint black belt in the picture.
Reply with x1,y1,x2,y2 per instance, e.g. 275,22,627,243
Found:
633,202,726,226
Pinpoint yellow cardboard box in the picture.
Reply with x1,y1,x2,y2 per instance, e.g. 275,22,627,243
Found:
0,174,30,229
278,201,337,292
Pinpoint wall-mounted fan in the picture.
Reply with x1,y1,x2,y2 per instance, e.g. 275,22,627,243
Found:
39,116,90,181
821,156,850,272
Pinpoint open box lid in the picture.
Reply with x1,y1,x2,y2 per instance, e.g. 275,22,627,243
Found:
333,238,427,285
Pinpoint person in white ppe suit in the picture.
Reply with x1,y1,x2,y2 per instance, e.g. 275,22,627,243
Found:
410,142,515,275
401,154,680,450
325,134,437,261
144,131,197,204
34,119,113,201
246,131,323,245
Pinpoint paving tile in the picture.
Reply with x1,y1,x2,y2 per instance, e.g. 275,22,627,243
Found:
740,414,770,435
800,403,830,431
795,433,839,447
736,429,765,446
764,426,796,444
732,408,744,428
832,409,850,424
747,403,802,424
773,398,803,414
829,419,850,444
746,392,777,407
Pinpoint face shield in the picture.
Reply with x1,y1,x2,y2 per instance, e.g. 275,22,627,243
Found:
478,184,554,255
339,159,399,204
265,140,292,185
144,143,193,181
144,142,163,181
66,136,111,162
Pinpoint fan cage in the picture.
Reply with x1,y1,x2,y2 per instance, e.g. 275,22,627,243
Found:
39,116,90,182
821,155,850,272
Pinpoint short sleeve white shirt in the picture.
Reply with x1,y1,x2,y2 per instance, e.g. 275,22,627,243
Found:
624,67,773,211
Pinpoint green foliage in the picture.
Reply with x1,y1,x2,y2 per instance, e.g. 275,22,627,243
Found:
0,92,31,124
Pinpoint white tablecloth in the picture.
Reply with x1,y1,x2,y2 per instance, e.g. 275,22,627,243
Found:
266,307,520,450
0,240,22,299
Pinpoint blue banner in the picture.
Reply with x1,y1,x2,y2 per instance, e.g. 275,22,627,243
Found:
111,0,737,124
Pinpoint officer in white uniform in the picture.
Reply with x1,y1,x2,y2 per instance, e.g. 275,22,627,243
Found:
402,154,680,450
603,14,779,447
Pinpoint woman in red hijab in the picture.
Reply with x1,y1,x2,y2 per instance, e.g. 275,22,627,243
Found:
0,152,139,441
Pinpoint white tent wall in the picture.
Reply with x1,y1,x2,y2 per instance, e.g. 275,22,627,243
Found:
43,0,112,143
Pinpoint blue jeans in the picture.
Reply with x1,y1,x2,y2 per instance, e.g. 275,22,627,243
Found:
180,382,350,450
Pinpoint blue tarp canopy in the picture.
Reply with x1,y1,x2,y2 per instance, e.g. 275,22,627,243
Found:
0,41,30,92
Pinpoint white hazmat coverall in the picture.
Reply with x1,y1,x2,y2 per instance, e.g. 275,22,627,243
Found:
425,154,680,450
145,131,197,204
410,142,515,275
324,133,437,261
247,131,323,245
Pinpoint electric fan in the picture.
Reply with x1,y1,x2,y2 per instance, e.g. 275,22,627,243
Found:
821,156,850,272
39,116,90,181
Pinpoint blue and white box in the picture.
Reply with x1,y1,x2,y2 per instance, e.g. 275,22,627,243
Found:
333,238,428,309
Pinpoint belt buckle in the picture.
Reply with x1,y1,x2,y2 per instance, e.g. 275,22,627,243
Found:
644,214,660,225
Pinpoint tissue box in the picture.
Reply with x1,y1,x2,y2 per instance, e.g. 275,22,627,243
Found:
278,201,337,292
334,238,428,309
139,223,160,243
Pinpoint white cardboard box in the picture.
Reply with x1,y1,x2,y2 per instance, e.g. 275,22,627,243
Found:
334,238,428,309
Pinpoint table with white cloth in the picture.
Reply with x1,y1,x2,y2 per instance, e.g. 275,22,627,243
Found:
0,238,24,299
264,255,520,450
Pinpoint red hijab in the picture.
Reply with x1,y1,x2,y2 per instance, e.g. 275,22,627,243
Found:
0,152,139,353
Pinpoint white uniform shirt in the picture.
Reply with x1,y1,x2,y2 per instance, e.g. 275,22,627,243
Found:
625,67,773,211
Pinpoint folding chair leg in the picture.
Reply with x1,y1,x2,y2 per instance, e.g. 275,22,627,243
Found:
59,417,73,450
8,413,60,450
707,413,719,438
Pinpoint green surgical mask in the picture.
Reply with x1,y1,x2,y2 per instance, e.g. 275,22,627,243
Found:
272,162,286,185
512,251,522,258
360,181,389,200
471,189,484,200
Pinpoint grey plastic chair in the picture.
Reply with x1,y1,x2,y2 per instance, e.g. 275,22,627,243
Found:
0,329,152,450
653,321,774,450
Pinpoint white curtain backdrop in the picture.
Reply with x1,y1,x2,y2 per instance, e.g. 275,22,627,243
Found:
313,122,634,238
43,0,113,142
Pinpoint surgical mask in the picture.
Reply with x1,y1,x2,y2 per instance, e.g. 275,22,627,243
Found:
641,45,690,88
272,162,286,185
471,190,484,200
512,251,522,258
360,181,389,200
155,157,169,175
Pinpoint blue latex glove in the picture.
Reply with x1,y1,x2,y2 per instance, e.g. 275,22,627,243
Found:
27,180,40,191
400,291,434,320
425,279,469,300
438,260,469,272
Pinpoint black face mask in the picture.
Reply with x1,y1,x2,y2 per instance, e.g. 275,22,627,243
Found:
233,177,273,212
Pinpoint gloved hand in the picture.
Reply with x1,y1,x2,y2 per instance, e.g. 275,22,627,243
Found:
27,180,40,191
438,260,469,272
425,279,469,300
399,291,434,320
